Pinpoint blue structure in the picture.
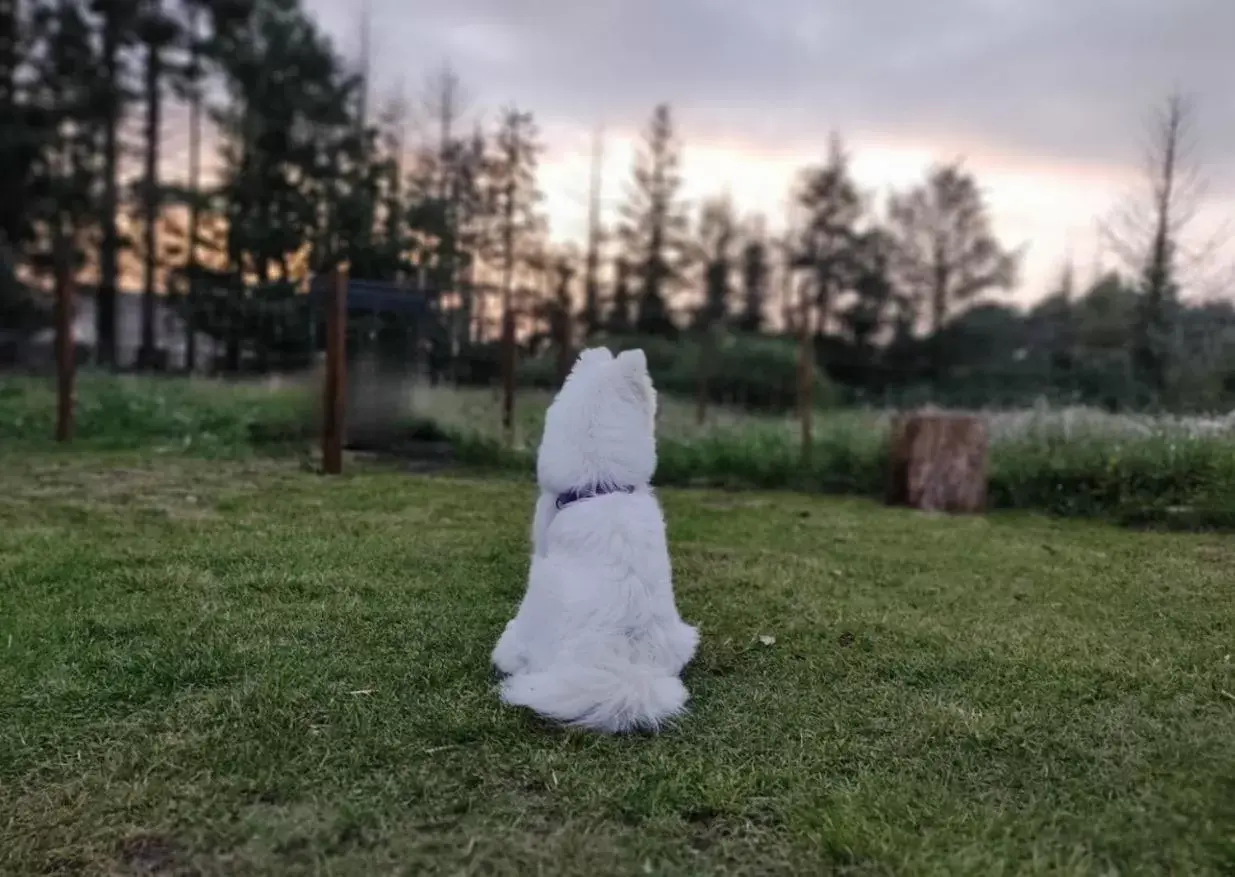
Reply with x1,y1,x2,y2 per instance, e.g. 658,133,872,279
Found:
304,275,448,378
305,276,439,318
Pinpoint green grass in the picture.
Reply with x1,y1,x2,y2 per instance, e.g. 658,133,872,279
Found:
2,453,1233,875
0,372,311,455
4,372,1235,528
416,384,1235,529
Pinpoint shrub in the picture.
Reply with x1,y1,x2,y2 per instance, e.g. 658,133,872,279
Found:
517,332,837,413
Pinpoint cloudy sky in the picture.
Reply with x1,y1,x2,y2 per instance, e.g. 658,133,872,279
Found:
301,0,1235,303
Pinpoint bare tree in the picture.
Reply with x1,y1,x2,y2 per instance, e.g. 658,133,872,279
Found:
490,105,543,445
417,62,474,352
581,125,605,339
419,63,468,201
791,134,864,338
1100,92,1232,397
886,161,1020,337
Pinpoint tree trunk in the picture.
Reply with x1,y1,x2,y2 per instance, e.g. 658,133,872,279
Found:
796,280,813,464
499,153,516,445
139,37,162,369
184,21,201,372
95,18,121,368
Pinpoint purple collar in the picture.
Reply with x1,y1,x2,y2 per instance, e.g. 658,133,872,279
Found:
555,484,636,510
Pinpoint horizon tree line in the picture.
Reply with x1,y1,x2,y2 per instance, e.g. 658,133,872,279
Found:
0,0,1229,410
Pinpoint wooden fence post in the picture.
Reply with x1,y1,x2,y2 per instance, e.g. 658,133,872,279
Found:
321,266,348,474
54,242,75,443
500,297,516,448
796,286,813,465
695,329,712,427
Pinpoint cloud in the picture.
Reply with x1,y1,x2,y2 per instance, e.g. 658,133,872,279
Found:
301,0,1235,297
320,0,1234,175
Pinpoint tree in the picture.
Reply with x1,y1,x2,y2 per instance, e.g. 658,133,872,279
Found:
792,134,864,338
550,251,575,382
206,0,355,368
837,228,895,357
0,0,48,253
694,193,736,331
365,87,413,282
607,255,632,334
211,0,350,279
1039,257,1078,395
1101,93,1225,402
0,238,51,337
87,0,139,366
886,161,1019,337
25,0,105,279
692,193,736,423
1070,271,1139,408
167,0,215,369
619,103,690,337
488,104,543,442
134,0,180,367
420,63,472,346
580,126,605,339
736,215,769,334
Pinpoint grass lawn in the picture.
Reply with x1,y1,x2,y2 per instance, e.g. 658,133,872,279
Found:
1,453,1232,876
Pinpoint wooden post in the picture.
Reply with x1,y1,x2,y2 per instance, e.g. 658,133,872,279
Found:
695,329,711,426
796,282,813,465
500,300,516,447
54,241,75,443
321,266,348,474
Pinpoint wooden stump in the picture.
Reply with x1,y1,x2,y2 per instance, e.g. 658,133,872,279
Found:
887,411,988,514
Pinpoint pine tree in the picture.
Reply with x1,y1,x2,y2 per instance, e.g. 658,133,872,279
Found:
25,0,105,278
0,0,48,251
838,228,895,356
134,0,179,367
607,255,632,334
87,0,139,366
204,0,355,367
792,134,864,338
211,0,350,279
619,103,690,337
736,215,769,334
168,0,211,368
488,104,542,440
694,193,736,331
580,126,605,339
550,252,575,382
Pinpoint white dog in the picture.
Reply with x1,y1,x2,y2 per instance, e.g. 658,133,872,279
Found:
491,347,699,733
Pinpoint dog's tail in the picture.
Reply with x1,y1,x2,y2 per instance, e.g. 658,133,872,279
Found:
499,661,688,734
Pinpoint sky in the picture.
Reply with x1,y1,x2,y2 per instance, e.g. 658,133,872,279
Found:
296,0,1235,305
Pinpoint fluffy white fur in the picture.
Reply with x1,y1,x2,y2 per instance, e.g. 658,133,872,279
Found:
491,346,699,733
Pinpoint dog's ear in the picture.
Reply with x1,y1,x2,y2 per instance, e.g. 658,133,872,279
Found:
616,348,655,409
616,348,647,376
574,346,614,370
567,346,613,380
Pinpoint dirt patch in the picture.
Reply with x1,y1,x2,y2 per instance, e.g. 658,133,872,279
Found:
343,440,458,475
116,834,197,876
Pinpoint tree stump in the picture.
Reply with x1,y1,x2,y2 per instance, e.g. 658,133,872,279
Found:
887,411,988,514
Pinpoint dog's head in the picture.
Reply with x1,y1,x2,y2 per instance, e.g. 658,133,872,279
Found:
536,346,658,493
